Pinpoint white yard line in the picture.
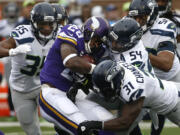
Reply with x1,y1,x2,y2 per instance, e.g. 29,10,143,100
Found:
4,131,55,135
0,121,54,127
139,121,178,129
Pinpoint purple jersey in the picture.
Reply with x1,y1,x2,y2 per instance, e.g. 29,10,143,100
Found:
40,24,86,92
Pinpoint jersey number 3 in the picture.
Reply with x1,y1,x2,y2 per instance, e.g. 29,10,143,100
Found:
20,55,45,76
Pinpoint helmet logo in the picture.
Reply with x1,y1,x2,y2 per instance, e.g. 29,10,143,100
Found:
106,64,122,82
91,16,100,31
129,10,139,16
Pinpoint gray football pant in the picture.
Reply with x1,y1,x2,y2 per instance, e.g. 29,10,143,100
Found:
10,88,41,135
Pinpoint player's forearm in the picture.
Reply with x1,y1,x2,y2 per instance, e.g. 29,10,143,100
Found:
149,53,173,71
66,56,95,74
103,117,132,131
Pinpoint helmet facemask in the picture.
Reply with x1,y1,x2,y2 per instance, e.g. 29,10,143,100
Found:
156,0,171,16
30,3,57,43
31,15,57,42
84,31,105,54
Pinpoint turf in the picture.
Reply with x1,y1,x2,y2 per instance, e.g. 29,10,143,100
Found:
0,126,180,135
0,117,179,135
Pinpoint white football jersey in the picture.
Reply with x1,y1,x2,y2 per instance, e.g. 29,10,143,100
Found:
142,17,180,80
109,40,154,73
9,25,55,92
118,61,179,115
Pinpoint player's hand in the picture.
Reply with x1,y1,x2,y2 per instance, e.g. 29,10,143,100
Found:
72,73,93,94
9,44,31,56
72,72,86,83
77,121,102,135
66,83,81,103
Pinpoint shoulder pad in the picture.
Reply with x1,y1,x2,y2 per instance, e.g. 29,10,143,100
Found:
11,25,34,44
153,18,176,32
57,24,83,46
151,18,176,38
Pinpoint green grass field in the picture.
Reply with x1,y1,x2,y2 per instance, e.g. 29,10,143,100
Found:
0,117,179,135
0,126,180,135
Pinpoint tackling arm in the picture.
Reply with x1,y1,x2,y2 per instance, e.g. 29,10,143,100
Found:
148,40,175,72
103,97,144,131
149,51,174,72
77,97,145,134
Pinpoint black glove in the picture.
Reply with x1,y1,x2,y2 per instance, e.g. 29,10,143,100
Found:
67,73,93,102
66,82,82,103
77,121,102,135
71,72,91,94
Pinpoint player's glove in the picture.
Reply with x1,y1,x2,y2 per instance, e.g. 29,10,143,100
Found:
66,79,92,102
77,121,102,135
9,44,31,56
66,82,82,103
67,72,93,102
73,73,93,94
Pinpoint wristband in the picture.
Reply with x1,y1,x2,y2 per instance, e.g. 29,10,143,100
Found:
9,49,14,56
63,53,77,65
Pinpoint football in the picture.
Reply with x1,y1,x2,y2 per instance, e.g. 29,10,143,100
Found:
81,54,95,64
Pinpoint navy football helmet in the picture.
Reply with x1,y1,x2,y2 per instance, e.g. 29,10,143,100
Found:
30,2,57,41
128,0,159,31
51,3,69,26
109,17,143,52
3,2,19,24
156,0,172,16
82,16,110,54
92,60,124,102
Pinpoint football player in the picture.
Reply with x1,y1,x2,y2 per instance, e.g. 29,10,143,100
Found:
0,2,58,135
129,0,180,82
155,0,180,58
77,60,180,134
128,0,180,134
39,16,115,135
109,17,153,73
107,17,156,135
